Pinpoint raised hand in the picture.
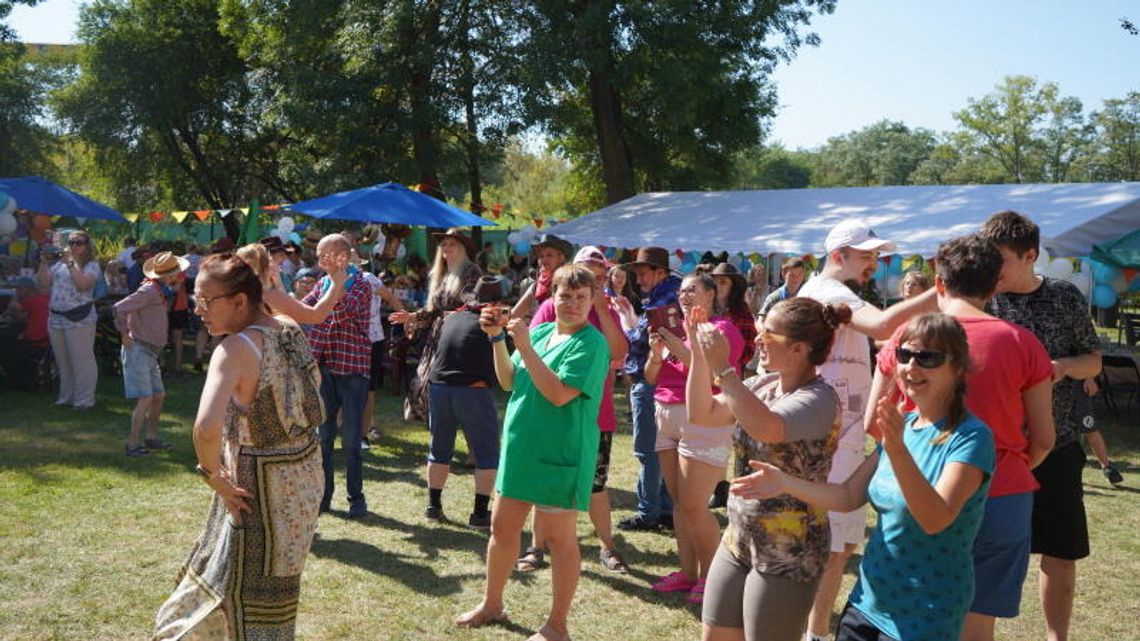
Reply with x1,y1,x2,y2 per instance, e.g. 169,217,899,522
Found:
729,460,786,500
696,323,729,372
876,394,906,450
507,317,531,349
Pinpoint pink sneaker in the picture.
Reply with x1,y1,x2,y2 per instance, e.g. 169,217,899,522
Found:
652,571,697,593
686,578,706,604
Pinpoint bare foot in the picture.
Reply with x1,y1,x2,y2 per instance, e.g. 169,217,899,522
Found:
455,603,508,628
527,622,571,641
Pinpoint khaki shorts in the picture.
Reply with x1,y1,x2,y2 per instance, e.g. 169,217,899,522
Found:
654,401,734,467
827,442,868,552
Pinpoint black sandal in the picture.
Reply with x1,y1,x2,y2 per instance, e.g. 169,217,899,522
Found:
516,546,546,572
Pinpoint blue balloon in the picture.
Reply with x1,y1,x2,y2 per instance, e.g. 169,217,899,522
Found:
1091,284,1118,309
1090,260,1121,285
681,259,697,274
289,232,302,244
514,240,531,254
886,259,903,275
873,261,887,282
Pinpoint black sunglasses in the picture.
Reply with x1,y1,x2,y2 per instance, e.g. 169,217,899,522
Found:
896,347,947,369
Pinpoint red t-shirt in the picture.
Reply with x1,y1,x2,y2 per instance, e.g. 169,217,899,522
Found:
20,293,50,345
531,298,622,432
654,316,744,405
877,315,1052,497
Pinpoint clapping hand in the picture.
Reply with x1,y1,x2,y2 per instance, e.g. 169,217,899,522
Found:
875,394,906,451
695,322,730,372
327,254,350,288
729,460,787,500
506,317,531,349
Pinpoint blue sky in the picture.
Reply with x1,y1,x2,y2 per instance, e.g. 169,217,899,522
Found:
10,0,1139,150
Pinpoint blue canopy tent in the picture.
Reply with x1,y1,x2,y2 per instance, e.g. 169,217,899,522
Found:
0,176,127,222
285,182,495,227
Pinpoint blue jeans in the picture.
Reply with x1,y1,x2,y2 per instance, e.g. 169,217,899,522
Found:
318,370,368,511
630,379,672,519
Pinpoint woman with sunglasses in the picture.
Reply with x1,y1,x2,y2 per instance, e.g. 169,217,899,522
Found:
37,230,101,409
733,313,995,641
645,271,744,604
153,253,325,640
686,297,847,641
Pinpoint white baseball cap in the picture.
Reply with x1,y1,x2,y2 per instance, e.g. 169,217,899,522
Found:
824,219,897,253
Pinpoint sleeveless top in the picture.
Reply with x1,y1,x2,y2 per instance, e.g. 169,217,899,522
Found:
222,321,325,451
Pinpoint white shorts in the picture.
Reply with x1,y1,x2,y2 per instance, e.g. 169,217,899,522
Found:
654,402,734,467
827,442,868,552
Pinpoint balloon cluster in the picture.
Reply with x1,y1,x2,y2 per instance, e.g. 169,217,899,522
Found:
0,191,18,237
1085,257,1133,309
507,225,539,254
272,216,303,246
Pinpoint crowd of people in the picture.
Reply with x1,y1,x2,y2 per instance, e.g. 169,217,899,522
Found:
6,209,1118,641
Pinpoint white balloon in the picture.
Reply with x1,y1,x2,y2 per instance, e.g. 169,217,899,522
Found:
0,211,16,236
885,275,902,295
0,197,15,219
1067,272,1090,298
396,244,407,260
1034,247,1051,274
277,216,295,233
507,232,520,244
1044,258,1074,280
521,225,538,241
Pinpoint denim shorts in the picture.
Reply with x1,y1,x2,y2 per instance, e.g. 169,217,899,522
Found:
121,341,164,399
427,383,500,469
970,491,1033,617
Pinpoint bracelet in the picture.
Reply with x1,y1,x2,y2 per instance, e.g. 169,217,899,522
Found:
194,464,215,481
712,365,736,386
488,332,507,343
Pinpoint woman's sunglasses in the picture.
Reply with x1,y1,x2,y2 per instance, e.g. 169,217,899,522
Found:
896,347,947,369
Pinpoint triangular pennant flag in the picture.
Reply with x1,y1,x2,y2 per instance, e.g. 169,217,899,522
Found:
534,218,544,228
170,211,191,223
124,213,139,223
193,210,211,222
148,211,165,222
901,255,922,271
217,209,233,218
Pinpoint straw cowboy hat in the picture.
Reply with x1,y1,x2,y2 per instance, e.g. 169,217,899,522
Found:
143,251,190,279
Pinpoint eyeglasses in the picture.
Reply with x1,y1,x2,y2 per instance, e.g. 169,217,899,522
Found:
896,347,948,369
760,328,791,343
195,292,235,312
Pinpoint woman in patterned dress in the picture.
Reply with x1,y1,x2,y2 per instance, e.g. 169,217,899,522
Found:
686,297,849,641
153,253,325,641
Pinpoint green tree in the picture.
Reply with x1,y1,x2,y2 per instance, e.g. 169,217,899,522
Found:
516,0,835,205
953,75,1088,183
1088,93,1140,181
0,1,59,177
811,120,936,186
55,0,287,237
732,145,812,189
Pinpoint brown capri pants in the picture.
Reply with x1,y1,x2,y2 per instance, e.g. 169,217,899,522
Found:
702,546,820,641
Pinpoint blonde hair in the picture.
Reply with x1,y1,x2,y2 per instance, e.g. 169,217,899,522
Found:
236,243,270,281
427,240,472,311
69,231,95,268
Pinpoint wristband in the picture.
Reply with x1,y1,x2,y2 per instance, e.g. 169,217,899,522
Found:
488,332,507,343
712,365,736,386
194,464,215,481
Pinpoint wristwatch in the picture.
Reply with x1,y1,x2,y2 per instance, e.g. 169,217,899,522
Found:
194,464,215,481
712,365,736,386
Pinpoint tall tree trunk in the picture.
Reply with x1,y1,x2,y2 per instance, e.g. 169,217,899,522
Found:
408,2,444,202
586,60,635,204
458,0,484,247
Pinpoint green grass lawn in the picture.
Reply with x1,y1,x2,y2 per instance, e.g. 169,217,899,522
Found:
1,372,1137,641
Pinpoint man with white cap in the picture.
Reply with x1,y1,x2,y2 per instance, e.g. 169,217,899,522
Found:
797,219,938,641
114,251,189,457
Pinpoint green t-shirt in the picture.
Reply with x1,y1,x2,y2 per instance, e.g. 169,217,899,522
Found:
495,322,610,510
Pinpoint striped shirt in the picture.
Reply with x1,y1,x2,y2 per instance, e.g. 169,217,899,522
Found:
302,274,372,377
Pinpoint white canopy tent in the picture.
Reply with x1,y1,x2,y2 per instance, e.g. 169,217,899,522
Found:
544,183,1140,257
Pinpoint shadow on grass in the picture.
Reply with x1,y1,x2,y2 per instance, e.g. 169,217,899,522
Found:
310,535,483,597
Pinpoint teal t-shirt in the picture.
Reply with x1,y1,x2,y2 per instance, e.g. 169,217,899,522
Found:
851,412,995,641
495,322,609,511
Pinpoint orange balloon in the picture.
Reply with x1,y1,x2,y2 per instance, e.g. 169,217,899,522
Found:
29,215,52,242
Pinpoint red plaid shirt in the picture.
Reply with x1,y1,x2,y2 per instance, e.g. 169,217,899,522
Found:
303,274,372,377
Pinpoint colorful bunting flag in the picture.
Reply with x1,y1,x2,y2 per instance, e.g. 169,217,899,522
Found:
170,211,191,223
147,211,164,222
193,210,211,222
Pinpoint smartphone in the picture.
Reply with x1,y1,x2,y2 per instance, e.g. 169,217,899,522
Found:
495,307,511,327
